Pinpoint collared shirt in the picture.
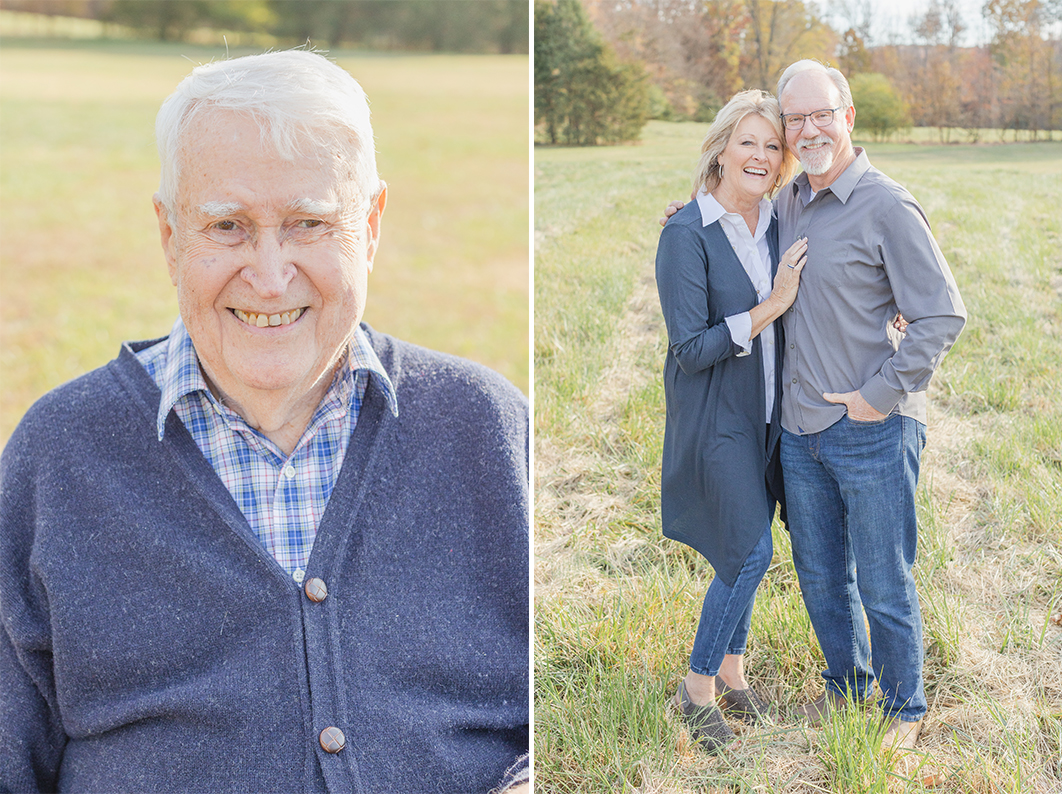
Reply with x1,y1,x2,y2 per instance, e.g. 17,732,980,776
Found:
776,147,966,435
135,318,398,579
696,190,776,423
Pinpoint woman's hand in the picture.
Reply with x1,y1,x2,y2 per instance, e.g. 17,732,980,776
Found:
767,237,808,313
746,237,808,341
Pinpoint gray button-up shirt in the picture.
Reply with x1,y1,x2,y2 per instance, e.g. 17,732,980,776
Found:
776,148,966,435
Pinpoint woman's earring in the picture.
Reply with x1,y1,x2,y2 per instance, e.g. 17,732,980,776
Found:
718,162,724,178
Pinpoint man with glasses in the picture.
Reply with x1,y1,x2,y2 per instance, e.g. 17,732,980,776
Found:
773,59,965,752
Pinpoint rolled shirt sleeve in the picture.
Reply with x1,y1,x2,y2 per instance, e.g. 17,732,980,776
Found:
725,312,754,357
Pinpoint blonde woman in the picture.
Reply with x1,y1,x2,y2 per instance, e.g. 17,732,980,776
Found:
655,89,806,751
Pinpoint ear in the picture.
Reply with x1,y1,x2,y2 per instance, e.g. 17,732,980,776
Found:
364,182,387,275
844,104,856,133
153,194,180,286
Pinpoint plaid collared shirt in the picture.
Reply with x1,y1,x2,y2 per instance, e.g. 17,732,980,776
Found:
135,319,398,581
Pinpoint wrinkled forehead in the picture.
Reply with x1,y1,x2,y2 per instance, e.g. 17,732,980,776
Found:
178,106,344,162
779,71,841,114
177,106,361,189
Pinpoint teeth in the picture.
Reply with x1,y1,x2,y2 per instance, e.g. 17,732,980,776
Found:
234,307,304,328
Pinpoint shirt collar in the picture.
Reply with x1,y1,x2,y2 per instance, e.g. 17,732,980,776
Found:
695,190,773,239
154,318,398,441
793,146,870,205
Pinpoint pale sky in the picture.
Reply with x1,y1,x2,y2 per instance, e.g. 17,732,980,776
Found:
820,0,997,47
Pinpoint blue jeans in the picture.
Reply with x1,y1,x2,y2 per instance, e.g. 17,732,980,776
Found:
689,521,773,676
781,415,927,722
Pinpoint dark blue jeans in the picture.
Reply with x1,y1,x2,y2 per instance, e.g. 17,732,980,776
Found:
781,415,927,722
689,521,773,677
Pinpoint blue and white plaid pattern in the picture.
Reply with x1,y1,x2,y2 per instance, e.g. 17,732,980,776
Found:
136,319,398,579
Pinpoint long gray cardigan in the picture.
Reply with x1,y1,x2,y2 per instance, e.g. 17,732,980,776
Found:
655,203,786,586
0,326,528,793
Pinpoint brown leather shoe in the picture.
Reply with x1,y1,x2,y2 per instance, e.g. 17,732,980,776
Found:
881,716,922,751
795,689,847,726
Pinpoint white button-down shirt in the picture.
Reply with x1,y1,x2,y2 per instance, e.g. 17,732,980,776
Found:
695,190,776,423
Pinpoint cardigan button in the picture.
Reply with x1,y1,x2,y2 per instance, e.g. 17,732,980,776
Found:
304,578,328,603
319,726,346,753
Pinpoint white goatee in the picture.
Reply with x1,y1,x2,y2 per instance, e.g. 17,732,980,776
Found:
797,134,834,176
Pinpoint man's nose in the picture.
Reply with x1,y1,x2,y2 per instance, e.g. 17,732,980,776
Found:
240,232,295,297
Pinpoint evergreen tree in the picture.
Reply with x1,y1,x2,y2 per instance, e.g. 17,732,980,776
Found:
534,0,650,145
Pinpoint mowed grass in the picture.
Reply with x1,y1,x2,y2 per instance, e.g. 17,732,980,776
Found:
534,121,1062,792
0,39,529,443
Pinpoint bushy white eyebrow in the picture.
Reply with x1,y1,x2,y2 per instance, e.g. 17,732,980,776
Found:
197,201,244,218
288,198,342,216
195,198,344,219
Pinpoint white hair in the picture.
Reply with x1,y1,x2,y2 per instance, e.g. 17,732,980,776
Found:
776,59,853,110
155,50,380,218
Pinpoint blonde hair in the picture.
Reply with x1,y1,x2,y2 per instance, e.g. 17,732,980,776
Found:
693,89,797,198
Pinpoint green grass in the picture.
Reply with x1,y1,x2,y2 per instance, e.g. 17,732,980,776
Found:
535,121,1062,792
0,40,528,443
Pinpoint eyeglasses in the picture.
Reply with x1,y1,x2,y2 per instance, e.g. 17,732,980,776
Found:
780,107,842,131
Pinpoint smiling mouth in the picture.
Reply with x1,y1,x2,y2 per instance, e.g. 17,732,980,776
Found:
798,137,830,152
744,167,768,176
232,307,306,328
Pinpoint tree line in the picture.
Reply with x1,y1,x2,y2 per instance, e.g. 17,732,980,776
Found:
536,0,1062,145
0,0,529,54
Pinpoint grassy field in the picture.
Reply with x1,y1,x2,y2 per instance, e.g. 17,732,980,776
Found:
534,121,1062,792
0,39,529,443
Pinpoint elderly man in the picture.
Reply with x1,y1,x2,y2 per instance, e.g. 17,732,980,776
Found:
0,51,528,793
661,60,965,752
774,59,965,750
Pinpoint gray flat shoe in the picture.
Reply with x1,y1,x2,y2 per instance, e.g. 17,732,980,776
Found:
715,677,772,724
673,680,735,753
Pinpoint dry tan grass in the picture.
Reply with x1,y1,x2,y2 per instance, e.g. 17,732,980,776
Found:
534,268,664,603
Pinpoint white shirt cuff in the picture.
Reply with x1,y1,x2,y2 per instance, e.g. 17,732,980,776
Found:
725,312,753,357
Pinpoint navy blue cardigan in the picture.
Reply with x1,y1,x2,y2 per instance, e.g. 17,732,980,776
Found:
0,326,529,793
655,205,786,586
